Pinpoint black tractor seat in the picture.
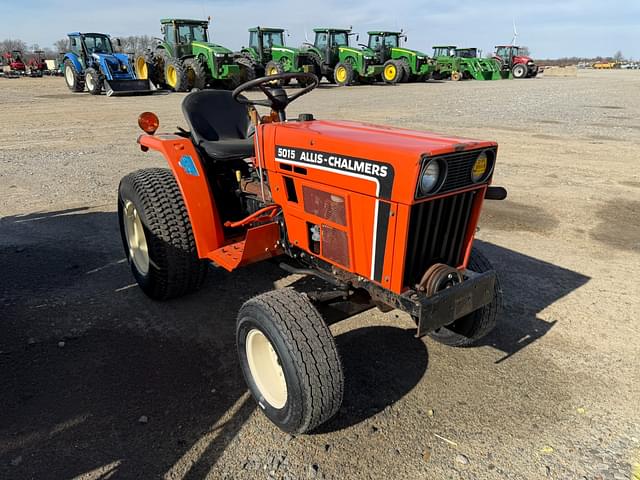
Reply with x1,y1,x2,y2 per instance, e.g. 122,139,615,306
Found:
181,90,255,162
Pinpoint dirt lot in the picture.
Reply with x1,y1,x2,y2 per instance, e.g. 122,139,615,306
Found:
1,70,639,480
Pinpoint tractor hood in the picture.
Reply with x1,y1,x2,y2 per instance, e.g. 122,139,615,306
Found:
93,52,129,70
393,47,429,58
339,46,375,59
269,119,496,204
514,55,534,64
192,41,234,55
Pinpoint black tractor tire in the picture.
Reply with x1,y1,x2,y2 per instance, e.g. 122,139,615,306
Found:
333,62,354,86
153,49,169,87
235,56,258,85
301,51,323,86
429,248,502,347
63,58,84,92
398,58,411,82
84,68,103,95
382,59,403,84
164,57,189,92
512,63,527,79
117,168,208,300
184,56,208,90
237,288,344,433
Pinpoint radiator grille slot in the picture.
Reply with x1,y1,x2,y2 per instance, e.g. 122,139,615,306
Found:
403,190,477,288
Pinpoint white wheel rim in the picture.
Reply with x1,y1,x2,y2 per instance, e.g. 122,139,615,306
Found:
65,65,74,86
86,73,95,90
123,200,149,275
246,329,287,409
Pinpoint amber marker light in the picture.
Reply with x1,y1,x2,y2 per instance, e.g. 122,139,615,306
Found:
138,112,159,134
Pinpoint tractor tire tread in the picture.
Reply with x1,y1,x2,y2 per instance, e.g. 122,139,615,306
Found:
242,288,343,432
119,168,208,300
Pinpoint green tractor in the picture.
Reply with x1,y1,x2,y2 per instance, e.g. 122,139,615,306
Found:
237,26,320,86
135,18,240,91
300,28,383,86
431,45,464,81
366,30,433,84
454,48,502,80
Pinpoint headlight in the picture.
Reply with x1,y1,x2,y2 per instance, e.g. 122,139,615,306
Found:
215,53,225,58
471,151,491,182
420,159,444,195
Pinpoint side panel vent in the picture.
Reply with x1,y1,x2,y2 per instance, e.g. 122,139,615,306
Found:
302,186,346,226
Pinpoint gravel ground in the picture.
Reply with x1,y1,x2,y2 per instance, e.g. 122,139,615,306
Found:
1,70,639,480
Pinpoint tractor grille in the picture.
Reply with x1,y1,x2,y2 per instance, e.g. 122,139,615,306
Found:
424,148,495,196
403,189,478,288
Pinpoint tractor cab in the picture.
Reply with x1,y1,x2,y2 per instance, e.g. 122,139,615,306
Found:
160,18,210,58
367,31,402,63
433,45,457,58
248,27,286,63
312,28,351,65
456,48,479,59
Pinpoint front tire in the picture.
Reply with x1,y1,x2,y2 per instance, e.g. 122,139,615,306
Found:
237,289,344,433
429,248,502,347
333,62,354,86
512,63,527,79
84,68,102,95
164,58,189,92
382,60,402,84
184,56,209,90
117,168,208,300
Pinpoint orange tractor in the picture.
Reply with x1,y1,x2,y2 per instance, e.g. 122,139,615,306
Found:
118,72,507,433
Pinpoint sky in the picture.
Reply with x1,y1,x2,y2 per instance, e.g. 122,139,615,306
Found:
1,0,639,59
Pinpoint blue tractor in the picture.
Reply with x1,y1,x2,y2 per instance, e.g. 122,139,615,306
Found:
62,32,153,96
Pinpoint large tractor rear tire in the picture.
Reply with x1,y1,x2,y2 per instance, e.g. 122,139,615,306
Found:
63,59,84,92
429,248,502,347
164,58,189,92
184,56,208,90
512,63,527,79
84,68,103,95
333,62,354,86
117,168,208,300
237,288,344,433
382,60,402,84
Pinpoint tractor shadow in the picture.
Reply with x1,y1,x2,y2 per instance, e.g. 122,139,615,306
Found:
0,208,591,473
0,208,282,479
472,240,590,363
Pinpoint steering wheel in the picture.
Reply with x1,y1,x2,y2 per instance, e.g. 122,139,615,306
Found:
232,72,319,112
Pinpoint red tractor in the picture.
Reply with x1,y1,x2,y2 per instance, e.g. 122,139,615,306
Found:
118,72,507,433
27,50,47,76
2,50,26,74
494,45,538,78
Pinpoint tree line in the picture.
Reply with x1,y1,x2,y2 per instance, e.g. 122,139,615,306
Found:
1,35,158,61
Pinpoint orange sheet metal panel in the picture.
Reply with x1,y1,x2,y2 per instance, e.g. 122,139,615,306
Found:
137,134,226,258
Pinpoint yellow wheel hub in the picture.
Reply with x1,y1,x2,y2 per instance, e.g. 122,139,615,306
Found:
136,58,148,79
166,65,177,87
268,66,278,76
336,66,347,83
384,64,396,81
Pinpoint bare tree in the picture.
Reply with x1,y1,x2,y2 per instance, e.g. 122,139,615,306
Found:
54,38,68,53
613,50,624,62
0,38,28,53
114,35,156,54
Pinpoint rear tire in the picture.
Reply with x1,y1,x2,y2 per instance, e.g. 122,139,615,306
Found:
428,248,502,347
237,288,344,433
84,68,102,95
333,62,353,86
265,60,285,86
117,168,208,300
235,56,258,85
63,59,84,92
